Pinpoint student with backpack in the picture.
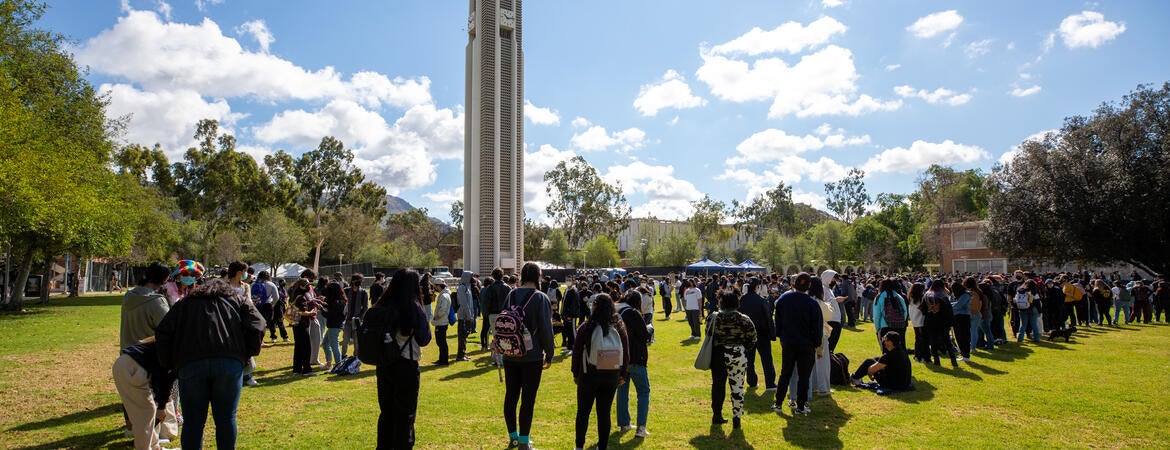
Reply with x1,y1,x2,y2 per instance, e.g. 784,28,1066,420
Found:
322,276,349,371
288,279,318,376
570,293,630,450
922,281,958,368
614,291,651,439
1015,280,1043,343
659,277,673,320
431,282,452,366
368,269,432,449
871,279,908,353
495,263,556,450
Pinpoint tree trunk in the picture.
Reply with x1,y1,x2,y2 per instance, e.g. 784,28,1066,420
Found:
8,250,33,311
40,255,51,305
312,212,323,273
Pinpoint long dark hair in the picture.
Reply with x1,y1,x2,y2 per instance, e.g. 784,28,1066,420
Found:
382,269,422,336
589,293,617,336
908,282,925,306
809,278,825,300
189,278,236,298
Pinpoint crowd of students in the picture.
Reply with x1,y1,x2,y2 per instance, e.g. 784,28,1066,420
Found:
114,257,1168,449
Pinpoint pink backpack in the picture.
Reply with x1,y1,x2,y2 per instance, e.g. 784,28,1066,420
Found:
492,290,537,358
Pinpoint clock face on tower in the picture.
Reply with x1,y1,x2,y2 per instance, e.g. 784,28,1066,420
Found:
498,8,515,30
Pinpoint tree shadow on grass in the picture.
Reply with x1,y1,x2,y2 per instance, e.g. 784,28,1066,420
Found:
12,428,127,450
439,363,498,381
8,402,121,432
689,423,758,449
30,296,125,308
0,308,51,322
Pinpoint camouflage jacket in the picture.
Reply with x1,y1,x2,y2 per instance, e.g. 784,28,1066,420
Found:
707,309,757,348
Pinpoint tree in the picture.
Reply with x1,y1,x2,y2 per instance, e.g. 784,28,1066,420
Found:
293,136,382,271
582,235,620,268
690,195,733,248
523,218,551,261
915,165,988,264
263,150,302,220
246,207,309,273
322,207,382,265
649,230,698,267
807,221,848,270
450,201,464,233
985,83,1170,275
732,182,798,239
208,229,242,266
544,229,571,267
825,168,871,224
355,238,440,269
545,156,631,247
847,215,897,270
171,119,268,260
870,193,926,270
0,1,132,308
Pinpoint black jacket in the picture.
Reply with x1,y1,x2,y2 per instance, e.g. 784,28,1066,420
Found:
156,294,266,370
773,291,823,348
483,281,510,315
739,291,775,341
562,286,582,318
617,304,650,366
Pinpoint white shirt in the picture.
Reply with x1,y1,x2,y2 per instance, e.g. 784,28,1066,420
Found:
684,288,703,310
641,292,654,316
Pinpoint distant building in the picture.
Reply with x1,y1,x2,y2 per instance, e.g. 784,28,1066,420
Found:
939,220,1148,276
614,218,749,253
939,221,1008,274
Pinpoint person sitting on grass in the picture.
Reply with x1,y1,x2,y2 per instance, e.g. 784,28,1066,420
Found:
849,331,912,391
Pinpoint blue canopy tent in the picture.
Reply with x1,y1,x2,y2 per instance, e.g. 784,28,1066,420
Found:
686,258,722,275
718,259,743,272
738,259,767,272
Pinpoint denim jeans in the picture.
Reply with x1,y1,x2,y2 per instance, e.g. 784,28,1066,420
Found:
1017,308,1042,342
861,298,873,321
323,327,342,364
1115,301,1132,324
178,357,244,450
970,312,990,350
616,364,650,427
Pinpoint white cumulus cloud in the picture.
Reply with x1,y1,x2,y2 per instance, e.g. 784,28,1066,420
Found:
1010,84,1042,97
524,144,577,219
633,70,707,117
894,85,973,106
604,161,705,221
1059,11,1126,49
570,125,647,152
709,17,847,56
102,83,246,159
524,100,560,125
236,19,274,53
1000,129,1057,166
697,44,901,119
862,140,990,173
965,39,992,58
822,0,844,8
907,10,963,39
727,128,870,166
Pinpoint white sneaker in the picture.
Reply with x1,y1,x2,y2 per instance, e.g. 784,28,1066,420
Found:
245,378,258,387
619,425,634,432
795,405,812,415
635,426,650,438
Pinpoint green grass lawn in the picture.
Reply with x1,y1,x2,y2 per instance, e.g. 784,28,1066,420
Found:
2,294,1169,449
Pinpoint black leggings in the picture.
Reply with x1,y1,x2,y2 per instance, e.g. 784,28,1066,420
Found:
503,360,544,436
1096,299,1114,325
377,360,420,450
575,371,620,449
953,315,971,358
292,322,311,374
912,326,930,360
661,297,672,319
828,321,843,352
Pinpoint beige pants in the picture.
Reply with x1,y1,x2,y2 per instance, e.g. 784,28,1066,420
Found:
113,354,160,450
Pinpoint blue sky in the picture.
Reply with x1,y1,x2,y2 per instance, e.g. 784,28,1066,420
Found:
43,0,1170,222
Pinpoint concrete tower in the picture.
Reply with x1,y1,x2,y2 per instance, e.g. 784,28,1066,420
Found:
464,0,524,275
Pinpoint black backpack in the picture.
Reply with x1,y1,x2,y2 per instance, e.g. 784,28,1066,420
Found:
830,353,850,385
357,305,402,366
